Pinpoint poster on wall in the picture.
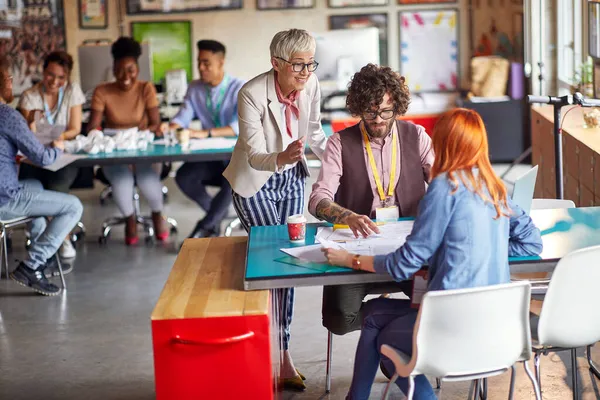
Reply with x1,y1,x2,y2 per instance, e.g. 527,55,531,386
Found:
126,0,242,14
329,14,388,66
0,0,66,95
328,0,387,8
79,0,108,29
399,9,458,92
257,0,314,10
131,21,193,85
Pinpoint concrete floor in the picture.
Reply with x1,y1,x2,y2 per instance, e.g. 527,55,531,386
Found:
0,164,599,399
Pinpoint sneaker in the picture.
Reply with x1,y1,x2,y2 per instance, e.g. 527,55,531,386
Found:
59,239,76,259
43,257,73,279
10,262,61,296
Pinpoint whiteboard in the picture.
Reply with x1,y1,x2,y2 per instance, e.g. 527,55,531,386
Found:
399,9,459,92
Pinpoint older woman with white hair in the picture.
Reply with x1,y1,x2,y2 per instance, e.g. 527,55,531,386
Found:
223,29,327,391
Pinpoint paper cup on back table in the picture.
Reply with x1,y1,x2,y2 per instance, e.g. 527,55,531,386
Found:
176,129,190,148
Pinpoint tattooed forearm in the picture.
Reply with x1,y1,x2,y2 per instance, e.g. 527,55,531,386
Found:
315,199,354,224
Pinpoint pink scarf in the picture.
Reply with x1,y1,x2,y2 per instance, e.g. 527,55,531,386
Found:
274,74,300,138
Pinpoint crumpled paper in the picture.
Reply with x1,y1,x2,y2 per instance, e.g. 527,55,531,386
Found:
64,128,155,154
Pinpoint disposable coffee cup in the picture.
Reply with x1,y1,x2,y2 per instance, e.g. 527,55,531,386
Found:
176,128,190,148
287,214,306,243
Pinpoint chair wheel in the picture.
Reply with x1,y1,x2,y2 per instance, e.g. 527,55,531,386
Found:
145,236,155,245
170,226,178,234
71,231,85,243
98,234,108,245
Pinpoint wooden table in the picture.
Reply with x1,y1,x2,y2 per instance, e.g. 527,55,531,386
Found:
151,237,276,400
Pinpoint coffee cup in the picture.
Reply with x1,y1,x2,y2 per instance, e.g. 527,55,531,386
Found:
176,128,190,148
287,214,306,243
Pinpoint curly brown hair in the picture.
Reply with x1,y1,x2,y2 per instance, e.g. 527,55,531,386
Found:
346,64,411,117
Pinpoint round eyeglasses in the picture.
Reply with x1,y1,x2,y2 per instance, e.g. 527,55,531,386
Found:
363,109,395,121
276,57,319,73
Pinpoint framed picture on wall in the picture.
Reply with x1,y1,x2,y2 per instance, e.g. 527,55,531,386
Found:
257,0,314,10
329,14,388,66
398,9,459,92
131,21,194,85
328,0,388,9
126,0,242,14
398,0,456,4
79,0,108,29
0,0,67,95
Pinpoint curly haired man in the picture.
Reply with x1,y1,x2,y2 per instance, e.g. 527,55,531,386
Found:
308,63,435,336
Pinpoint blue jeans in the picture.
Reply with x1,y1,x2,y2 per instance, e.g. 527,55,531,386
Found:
347,298,437,400
0,180,83,270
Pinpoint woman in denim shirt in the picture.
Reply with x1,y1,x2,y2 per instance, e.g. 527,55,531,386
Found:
324,108,543,400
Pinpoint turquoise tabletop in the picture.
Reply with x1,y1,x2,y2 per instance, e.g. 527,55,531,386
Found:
73,140,237,166
244,206,600,290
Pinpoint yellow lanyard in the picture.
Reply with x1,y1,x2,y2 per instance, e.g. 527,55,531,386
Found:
361,123,397,203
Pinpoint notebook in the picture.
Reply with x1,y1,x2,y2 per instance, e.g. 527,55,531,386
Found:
511,165,539,215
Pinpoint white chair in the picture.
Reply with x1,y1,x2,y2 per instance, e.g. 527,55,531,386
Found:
0,216,66,290
530,245,600,400
380,282,540,400
531,199,576,210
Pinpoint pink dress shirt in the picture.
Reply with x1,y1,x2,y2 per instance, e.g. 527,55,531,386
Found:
308,121,435,218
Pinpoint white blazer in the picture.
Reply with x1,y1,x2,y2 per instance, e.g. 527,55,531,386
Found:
223,69,327,198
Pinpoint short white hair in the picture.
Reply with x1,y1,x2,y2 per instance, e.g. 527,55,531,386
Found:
269,29,316,60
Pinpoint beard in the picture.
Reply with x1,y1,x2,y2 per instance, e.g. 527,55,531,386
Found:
364,118,395,139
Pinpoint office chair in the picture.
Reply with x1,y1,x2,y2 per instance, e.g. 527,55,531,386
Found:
95,164,178,244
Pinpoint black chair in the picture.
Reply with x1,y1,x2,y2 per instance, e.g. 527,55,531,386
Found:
95,163,178,244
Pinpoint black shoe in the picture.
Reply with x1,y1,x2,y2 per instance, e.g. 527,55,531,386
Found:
10,262,61,296
189,225,221,239
380,360,392,380
43,256,73,279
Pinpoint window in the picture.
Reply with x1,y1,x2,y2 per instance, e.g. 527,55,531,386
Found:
556,0,583,93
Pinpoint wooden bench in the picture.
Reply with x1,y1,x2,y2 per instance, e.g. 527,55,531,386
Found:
151,237,275,399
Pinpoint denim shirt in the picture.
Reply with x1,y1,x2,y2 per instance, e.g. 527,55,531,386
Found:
373,170,543,290
0,105,60,206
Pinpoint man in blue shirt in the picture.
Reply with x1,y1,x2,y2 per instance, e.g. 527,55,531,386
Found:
163,40,244,238
0,59,83,296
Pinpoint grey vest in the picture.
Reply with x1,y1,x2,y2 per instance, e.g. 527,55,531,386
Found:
334,121,427,217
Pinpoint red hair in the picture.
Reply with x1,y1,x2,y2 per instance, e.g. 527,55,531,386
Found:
431,108,509,219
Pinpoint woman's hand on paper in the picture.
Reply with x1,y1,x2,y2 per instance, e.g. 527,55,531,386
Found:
345,213,380,238
322,248,352,267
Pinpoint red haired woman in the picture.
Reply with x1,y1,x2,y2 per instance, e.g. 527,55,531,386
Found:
323,108,543,399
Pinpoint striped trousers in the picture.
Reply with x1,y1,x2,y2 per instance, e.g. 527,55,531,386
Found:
232,164,306,350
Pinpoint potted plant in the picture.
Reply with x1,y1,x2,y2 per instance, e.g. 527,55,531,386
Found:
572,58,594,98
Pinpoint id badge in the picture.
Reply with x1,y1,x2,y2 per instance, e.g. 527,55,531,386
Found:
410,269,428,309
376,205,400,222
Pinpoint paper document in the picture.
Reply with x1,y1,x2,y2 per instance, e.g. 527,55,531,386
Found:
316,220,414,243
319,238,344,250
280,244,328,263
42,153,87,171
343,238,403,256
35,122,66,145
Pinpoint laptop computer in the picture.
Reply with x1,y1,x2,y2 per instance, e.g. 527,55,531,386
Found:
511,165,539,215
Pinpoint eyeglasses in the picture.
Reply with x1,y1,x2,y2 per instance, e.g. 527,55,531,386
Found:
276,57,319,73
363,109,395,121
